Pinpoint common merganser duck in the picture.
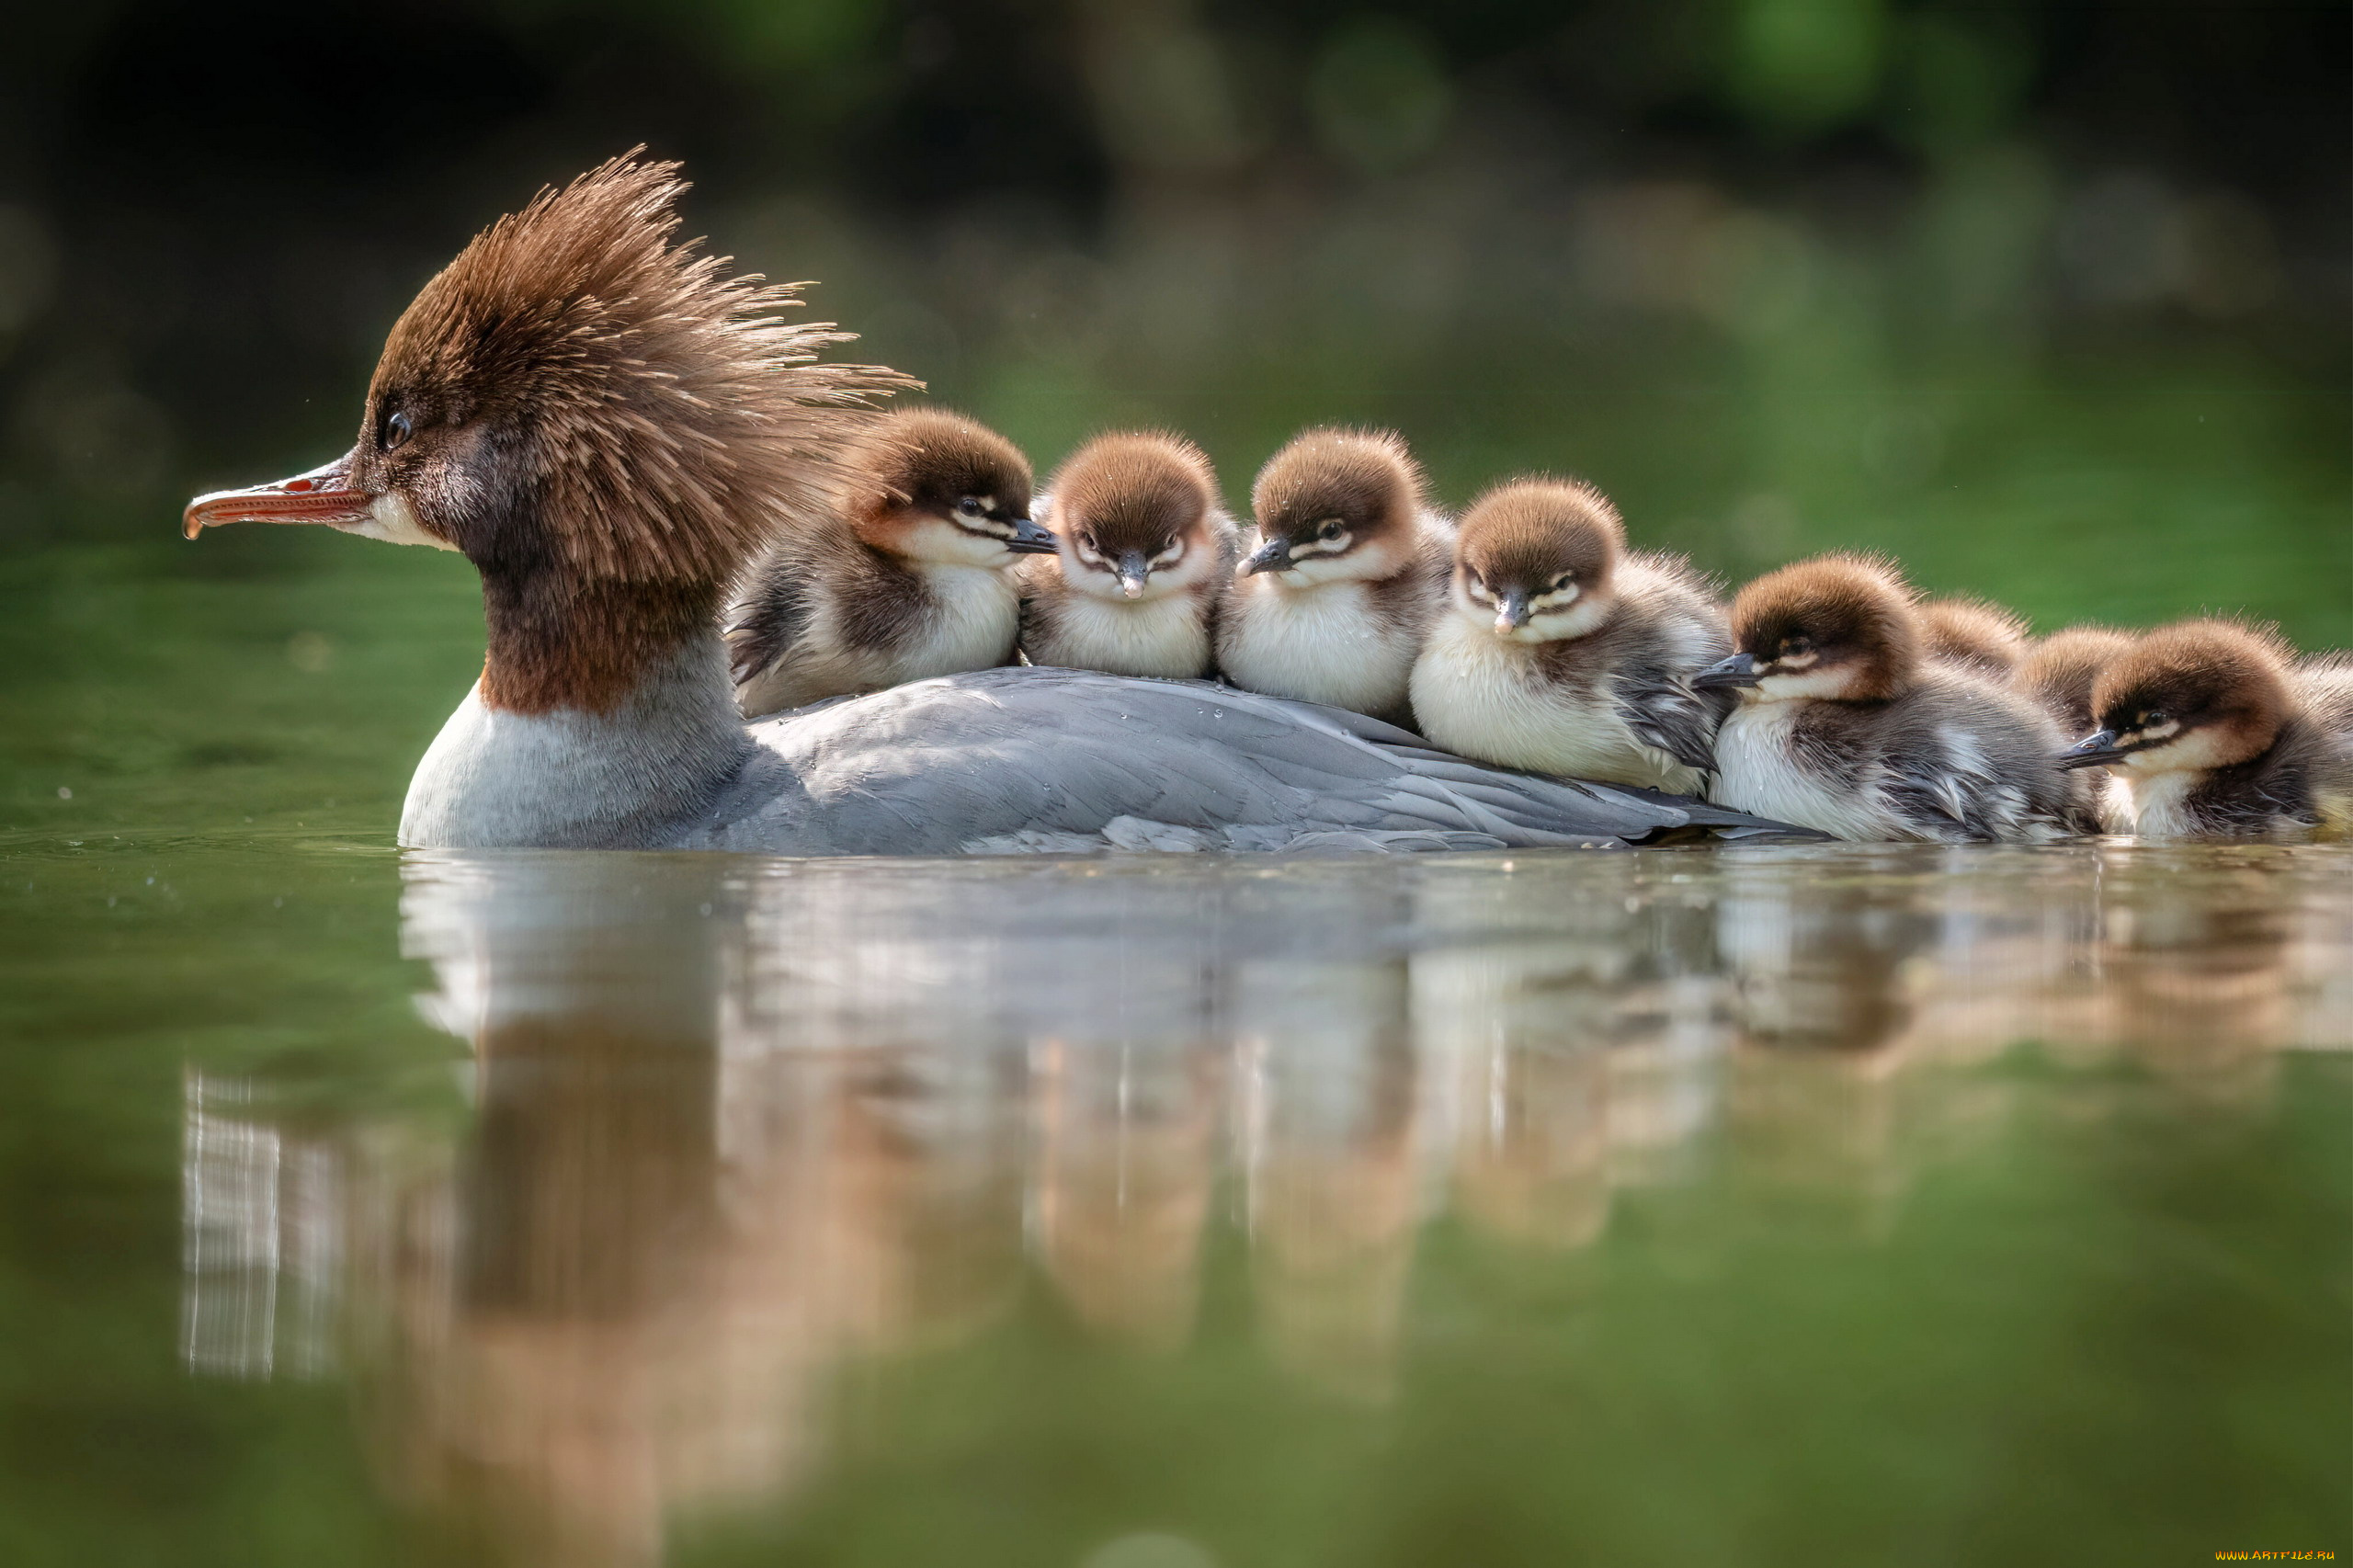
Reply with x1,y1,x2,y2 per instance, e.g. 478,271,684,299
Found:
1407,479,1729,795
2018,624,2135,738
726,407,1053,718
2058,619,2353,840
1695,555,2079,842
1917,595,2029,677
1018,432,1238,679
1215,428,1448,726
181,155,1786,854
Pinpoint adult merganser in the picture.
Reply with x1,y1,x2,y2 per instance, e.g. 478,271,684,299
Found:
726,407,1053,718
1407,479,1730,795
182,155,1784,853
1917,595,2029,677
1215,427,1448,727
2058,619,2353,840
1695,555,2079,842
1017,432,1238,679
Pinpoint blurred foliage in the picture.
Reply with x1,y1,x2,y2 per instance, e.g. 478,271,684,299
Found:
0,0,2343,631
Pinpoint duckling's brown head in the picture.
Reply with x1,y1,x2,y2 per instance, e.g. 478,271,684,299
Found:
1244,428,1427,586
1044,432,1224,602
2019,624,2135,738
1448,479,1623,642
849,408,1052,567
2061,619,2292,776
1700,554,1919,703
1918,596,2029,677
184,153,910,592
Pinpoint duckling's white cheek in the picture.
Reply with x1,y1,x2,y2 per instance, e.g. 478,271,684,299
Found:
1522,595,1609,642
1754,666,1851,702
2121,727,2223,774
1060,549,1134,601
903,517,1016,568
352,492,458,550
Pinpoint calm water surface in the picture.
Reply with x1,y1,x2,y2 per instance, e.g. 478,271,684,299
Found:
3,831,2347,1567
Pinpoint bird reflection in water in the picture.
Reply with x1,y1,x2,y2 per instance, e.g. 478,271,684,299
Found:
178,846,2352,1564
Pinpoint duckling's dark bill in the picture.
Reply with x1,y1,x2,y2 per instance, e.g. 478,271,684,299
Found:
1241,538,1293,574
2057,731,2130,769
1006,517,1061,553
1691,652,1761,690
182,456,369,539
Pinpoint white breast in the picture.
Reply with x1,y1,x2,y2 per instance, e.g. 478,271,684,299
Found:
1220,579,1417,715
1409,616,1699,793
1029,591,1211,679
1708,703,1902,841
2116,770,2201,839
895,564,1021,682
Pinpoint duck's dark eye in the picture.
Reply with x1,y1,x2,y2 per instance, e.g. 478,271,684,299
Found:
1554,572,1575,591
381,409,414,451
1317,520,1344,541
2142,710,2167,728
956,496,985,518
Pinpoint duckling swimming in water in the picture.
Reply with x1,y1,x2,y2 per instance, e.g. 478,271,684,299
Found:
1019,433,1238,679
1918,595,2029,678
1696,555,2079,842
1407,479,1729,795
2058,619,2353,840
1216,427,1448,726
2018,623,2138,831
727,408,1055,717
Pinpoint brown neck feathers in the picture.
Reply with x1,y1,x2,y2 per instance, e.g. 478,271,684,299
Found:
477,573,721,715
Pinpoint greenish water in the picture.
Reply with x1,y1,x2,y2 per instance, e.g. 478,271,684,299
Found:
2,834,2347,1567
2,357,2349,1566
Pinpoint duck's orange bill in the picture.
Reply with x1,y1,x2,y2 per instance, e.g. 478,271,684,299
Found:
182,456,369,539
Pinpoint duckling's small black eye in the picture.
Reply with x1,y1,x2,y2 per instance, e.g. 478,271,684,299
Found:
1317,520,1344,541
2142,710,2167,728
381,410,414,451
1784,634,1813,655
956,496,985,517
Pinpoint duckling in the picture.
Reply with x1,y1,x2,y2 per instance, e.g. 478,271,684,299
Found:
1695,554,2079,842
1215,428,1448,725
1918,595,2029,677
1406,479,1729,794
1019,432,1237,678
2018,624,2136,737
2057,619,2353,840
2018,624,2139,831
727,408,1056,717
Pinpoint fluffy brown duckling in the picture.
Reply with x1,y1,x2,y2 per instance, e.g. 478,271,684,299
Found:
1918,595,2029,677
727,408,1055,717
1407,479,1729,794
2058,619,2353,839
1018,432,1238,678
1215,427,1448,725
2018,624,2136,737
1695,555,2078,842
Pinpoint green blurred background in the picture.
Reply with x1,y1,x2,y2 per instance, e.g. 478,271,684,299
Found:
4,0,2349,636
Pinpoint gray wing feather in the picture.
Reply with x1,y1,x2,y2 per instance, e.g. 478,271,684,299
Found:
699,667,1800,855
